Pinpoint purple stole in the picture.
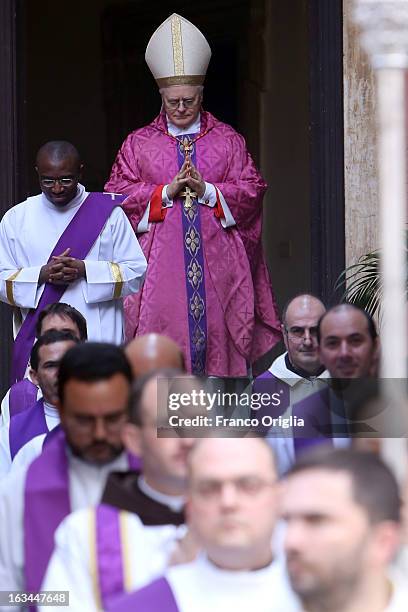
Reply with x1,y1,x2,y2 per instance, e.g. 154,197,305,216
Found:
176,136,208,375
251,371,290,435
107,576,179,612
9,378,38,418
9,399,47,460
94,505,128,609
23,428,140,597
292,387,335,457
11,192,125,383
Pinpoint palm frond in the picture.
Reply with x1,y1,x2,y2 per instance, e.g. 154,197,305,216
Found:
335,251,382,317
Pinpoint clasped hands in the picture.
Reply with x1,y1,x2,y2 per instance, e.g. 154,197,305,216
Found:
39,248,86,285
166,157,206,200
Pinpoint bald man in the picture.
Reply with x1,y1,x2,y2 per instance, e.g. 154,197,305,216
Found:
108,437,299,612
252,294,330,474
0,140,146,382
125,333,186,377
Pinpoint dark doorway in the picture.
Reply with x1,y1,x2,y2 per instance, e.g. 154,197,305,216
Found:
101,0,249,167
0,0,345,395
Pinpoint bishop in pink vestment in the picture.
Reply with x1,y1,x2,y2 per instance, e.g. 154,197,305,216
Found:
105,109,280,377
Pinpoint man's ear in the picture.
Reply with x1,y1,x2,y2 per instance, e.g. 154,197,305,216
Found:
78,163,84,179
121,422,142,457
30,368,39,387
282,324,289,351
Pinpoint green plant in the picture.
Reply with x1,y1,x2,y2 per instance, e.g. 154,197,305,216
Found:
335,251,382,317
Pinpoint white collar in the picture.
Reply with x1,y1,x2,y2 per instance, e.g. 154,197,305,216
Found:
41,183,88,212
269,352,330,387
43,401,59,419
138,474,185,513
198,552,277,580
166,114,201,136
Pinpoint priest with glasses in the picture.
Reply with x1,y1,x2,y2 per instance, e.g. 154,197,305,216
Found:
106,13,280,377
0,140,147,382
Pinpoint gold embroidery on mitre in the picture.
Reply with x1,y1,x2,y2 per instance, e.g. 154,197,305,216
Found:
110,262,124,299
6,269,21,306
156,75,204,88
171,14,184,76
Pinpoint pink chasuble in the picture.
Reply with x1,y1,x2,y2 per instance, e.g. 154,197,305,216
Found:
105,111,281,376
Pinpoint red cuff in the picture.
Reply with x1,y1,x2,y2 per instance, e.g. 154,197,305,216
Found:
214,188,226,220
148,185,167,222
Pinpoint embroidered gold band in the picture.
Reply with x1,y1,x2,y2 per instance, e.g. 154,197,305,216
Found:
156,75,205,88
171,14,184,76
119,511,132,592
110,262,124,299
6,270,21,306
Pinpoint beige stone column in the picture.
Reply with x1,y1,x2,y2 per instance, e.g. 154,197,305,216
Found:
344,0,379,268
354,0,408,481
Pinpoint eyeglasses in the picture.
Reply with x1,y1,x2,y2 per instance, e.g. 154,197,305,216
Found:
40,177,76,188
192,476,276,500
284,326,318,341
163,96,200,110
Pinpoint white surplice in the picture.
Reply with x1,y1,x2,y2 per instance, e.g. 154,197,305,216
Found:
0,184,147,343
41,508,184,612
0,402,59,480
0,449,130,611
8,433,46,476
261,352,331,475
162,554,300,612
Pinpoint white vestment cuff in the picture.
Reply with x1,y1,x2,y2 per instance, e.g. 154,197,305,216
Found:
136,204,151,234
198,182,217,207
215,188,236,228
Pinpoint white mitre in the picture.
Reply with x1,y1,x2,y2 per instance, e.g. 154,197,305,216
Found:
145,13,211,88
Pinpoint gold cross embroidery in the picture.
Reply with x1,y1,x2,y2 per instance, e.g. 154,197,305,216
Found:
180,186,197,210
181,137,193,157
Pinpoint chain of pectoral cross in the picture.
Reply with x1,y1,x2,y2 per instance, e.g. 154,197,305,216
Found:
163,128,212,210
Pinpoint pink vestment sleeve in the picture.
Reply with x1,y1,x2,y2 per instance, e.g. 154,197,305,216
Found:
105,134,161,231
211,131,267,266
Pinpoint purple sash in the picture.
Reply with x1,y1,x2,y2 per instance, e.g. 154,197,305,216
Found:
95,505,126,608
176,136,208,375
292,387,334,457
9,399,47,460
11,192,125,383
9,378,38,418
24,428,140,595
107,576,179,612
24,428,70,595
251,371,290,435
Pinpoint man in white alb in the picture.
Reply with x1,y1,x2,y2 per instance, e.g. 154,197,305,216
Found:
0,330,79,479
0,140,146,381
108,437,299,612
0,343,136,611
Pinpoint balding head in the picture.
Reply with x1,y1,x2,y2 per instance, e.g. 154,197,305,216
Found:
125,334,185,377
186,437,278,571
282,294,326,375
36,141,81,168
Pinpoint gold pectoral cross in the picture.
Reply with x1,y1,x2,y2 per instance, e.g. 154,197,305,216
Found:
180,186,197,210
181,137,193,157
